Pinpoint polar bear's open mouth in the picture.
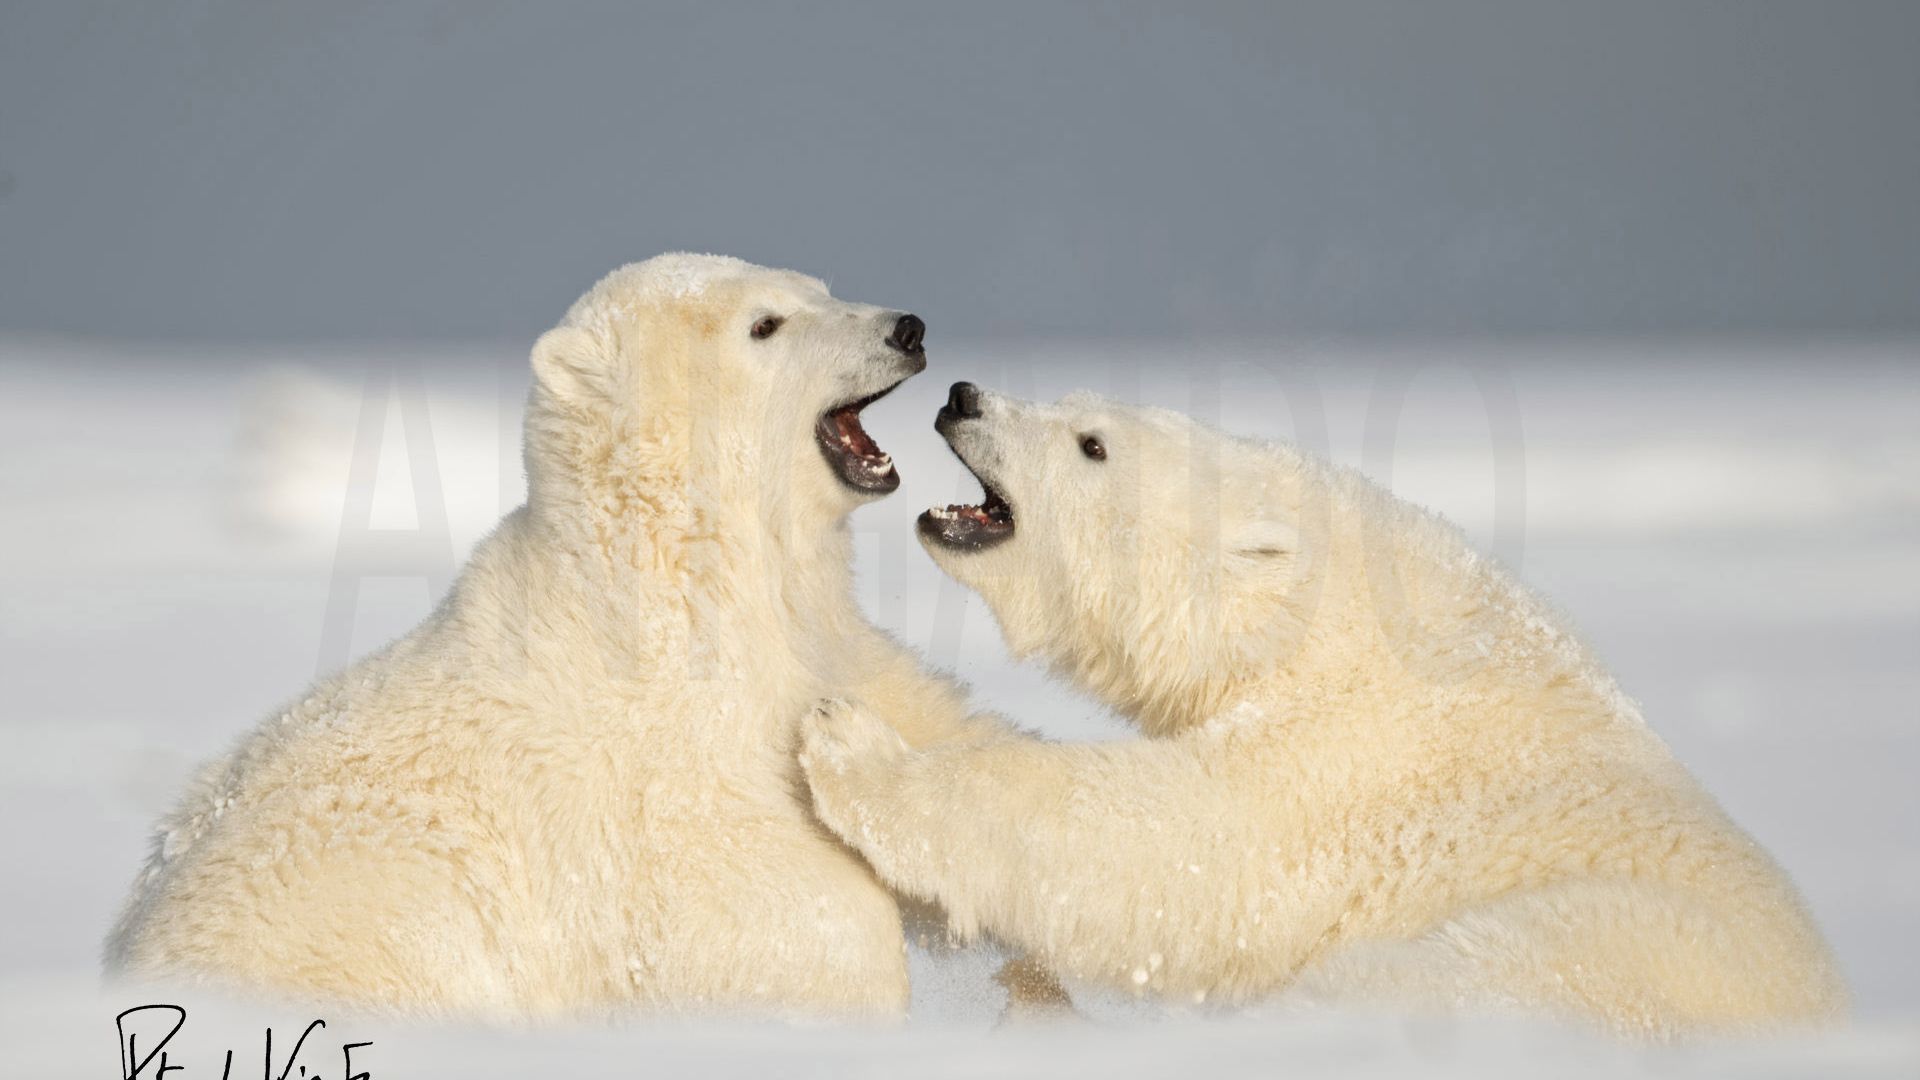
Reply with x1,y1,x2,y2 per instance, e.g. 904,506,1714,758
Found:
917,462,1015,551
816,382,905,494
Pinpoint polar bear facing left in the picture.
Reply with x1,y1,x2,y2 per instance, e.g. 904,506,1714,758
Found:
802,382,1847,1037
105,255,998,1020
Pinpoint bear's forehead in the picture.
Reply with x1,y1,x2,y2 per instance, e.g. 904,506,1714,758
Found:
564,253,828,328
632,252,752,298
1049,395,1292,484
1056,393,1199,441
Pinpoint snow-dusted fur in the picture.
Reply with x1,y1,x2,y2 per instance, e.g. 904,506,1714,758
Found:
105,255,999,1021
800,387,1848,1037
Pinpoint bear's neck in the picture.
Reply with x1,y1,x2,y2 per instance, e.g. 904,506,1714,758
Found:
1108,484,1634,739
446,484,868,689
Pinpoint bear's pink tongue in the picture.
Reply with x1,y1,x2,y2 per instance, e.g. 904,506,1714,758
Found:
918,484,1015,550
828,404,884,460
815,386,903,494
930,483,1013,526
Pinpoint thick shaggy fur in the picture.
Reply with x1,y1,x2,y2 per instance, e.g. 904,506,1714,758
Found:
106,255,998,1021
801,387,1847,1037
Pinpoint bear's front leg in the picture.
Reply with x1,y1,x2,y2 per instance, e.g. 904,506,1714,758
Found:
802,699,1079,1019
799,696,1010,927
800,698,1270,1000
798,698,917,855
836,631,1013,750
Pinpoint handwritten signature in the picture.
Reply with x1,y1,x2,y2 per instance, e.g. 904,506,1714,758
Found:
115,1005,370,1080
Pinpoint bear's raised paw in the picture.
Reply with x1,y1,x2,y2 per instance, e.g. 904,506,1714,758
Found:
800,697,910,776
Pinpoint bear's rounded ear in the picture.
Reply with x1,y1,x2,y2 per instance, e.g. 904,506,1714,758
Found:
1217,515,1307,668
530,325,608,404
1227,518,1299,564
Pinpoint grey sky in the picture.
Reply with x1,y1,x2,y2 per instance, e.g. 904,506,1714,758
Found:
3,1,1917,344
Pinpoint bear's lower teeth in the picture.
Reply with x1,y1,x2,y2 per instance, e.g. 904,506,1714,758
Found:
930,501,1009,526
837,436,887,467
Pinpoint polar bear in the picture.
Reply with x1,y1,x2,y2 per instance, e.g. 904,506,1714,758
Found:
105,255,1004,1021
800,381,1849,1037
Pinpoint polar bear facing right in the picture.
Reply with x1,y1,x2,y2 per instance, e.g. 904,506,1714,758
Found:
801,381,1848,1037
105,256,998,1021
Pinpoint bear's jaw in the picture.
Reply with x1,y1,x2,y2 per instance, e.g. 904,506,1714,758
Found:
815,382,905,494
917,425,1016,551
917,487,1014,551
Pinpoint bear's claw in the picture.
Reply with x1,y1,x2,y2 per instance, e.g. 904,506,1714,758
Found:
801,697,909,777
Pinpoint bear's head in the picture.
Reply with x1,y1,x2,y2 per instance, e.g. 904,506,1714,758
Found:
523,254,927,559
918,383,1333,733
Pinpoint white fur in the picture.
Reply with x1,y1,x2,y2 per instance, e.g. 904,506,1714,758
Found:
105,255,1000,1021
800,388,1849,1037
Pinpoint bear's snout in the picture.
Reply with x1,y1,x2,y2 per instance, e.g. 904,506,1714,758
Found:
945,381,983,420
886,313,926,355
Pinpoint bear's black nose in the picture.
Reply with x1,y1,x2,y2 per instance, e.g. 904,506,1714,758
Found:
886,313,926,355
947,381,982,419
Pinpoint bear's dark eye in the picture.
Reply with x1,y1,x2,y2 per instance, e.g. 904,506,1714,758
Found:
1080,435,1106,461
750,315,784,340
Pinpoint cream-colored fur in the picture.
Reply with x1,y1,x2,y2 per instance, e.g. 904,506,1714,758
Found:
105,254,1001,1021
800,387,1848,1037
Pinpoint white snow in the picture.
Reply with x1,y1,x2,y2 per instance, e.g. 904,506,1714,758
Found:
1,335,1916,1075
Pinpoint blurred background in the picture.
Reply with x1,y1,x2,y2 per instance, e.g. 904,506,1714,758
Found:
5,1,1920,342
3,2,1917,1074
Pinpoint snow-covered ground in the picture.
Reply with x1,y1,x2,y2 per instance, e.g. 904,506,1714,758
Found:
2,337,1916,1075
